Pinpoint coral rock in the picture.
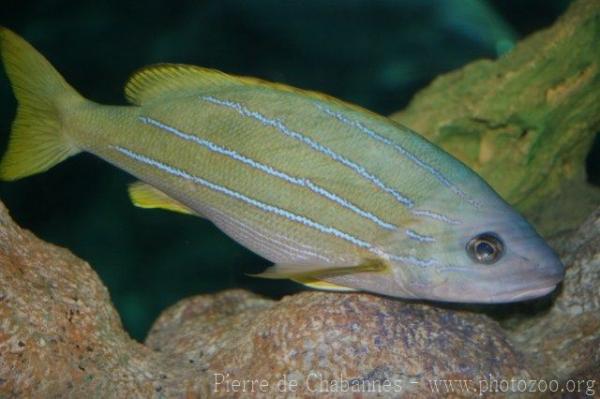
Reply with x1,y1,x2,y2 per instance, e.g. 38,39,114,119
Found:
148,290,530,397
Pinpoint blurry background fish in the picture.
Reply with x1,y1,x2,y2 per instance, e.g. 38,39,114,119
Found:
0,0,593,340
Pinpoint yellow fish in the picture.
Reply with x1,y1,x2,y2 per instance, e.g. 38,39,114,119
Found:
0,28,564,302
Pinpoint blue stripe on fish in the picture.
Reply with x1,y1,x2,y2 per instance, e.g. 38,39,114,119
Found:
201,95,415,208
138,115,398,231
113,145,374,249
411,209,461,225
405,229,435,243
315,104,482,209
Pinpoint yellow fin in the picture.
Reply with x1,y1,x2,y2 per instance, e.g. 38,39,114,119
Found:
128,181,195,215
0,27,83,180
250,259,389,280
291,277,358,292
125,64,236,105
124,63,368,114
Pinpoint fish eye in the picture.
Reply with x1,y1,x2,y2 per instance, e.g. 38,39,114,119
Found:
466,232,504,264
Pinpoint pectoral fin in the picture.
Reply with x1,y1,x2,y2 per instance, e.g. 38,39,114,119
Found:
128,181,195,215
250,258,389,280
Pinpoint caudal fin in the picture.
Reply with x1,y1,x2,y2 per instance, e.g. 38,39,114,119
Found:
0,27,83,180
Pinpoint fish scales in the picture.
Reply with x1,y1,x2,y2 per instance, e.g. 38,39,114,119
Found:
80,110,377,266
137,113,398,233
198,90,467,224
124,115,395,264
111,145,371,266
131,93,436,243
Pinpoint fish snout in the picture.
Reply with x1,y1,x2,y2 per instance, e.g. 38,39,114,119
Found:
419,253,565,303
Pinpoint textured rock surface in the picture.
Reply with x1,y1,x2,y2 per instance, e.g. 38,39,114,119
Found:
390,0,600,236
0,201,163,397
148,290,531,398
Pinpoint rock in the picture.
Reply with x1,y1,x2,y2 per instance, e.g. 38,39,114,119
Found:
0,200,161,398
147,290,530,398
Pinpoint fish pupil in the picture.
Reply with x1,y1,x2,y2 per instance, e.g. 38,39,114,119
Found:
476,241,495,260
466,232,504,264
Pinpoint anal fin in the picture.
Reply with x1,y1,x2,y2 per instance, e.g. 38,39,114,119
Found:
128,181,195,215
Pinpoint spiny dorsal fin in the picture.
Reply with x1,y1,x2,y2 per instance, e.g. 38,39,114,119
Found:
124,63,367,113
128,181,195,215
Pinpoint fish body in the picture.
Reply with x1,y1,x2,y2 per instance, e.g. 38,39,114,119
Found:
0,28,564,302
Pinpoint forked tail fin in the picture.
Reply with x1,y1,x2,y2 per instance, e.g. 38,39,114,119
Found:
0,27,83,180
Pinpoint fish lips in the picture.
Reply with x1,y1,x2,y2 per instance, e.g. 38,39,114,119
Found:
484,272,564,303
428,278,562,304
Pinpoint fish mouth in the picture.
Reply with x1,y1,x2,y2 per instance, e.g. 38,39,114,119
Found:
426,271,564,303
473,257,565,303
485,269,564,302
490,282,559,302
448,280,561,303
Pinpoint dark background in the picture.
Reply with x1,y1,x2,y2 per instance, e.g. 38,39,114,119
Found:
1,0,593,341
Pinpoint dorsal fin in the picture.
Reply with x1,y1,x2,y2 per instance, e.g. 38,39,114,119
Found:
125,64,242,105
124,63,367,113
